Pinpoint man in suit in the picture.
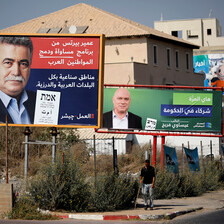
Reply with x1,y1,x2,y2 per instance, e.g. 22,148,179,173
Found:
0,36,36,124
103,88,142,129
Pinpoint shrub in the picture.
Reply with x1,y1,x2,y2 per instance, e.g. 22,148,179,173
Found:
154,170,180,199
7,196,58,220
178,171,203,197
154,161,222,199
28,154,90,212
88,173,138,211
201,162,220,191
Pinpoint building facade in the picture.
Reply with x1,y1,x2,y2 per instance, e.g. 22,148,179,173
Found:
154,18,224,55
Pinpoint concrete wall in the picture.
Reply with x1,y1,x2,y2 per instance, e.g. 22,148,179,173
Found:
154,19,204,46
154,18,224,47
104,62,135,85
105,37,148,64
0,184,13,215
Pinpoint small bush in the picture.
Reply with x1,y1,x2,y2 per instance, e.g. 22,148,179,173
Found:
7,196,58,220
88,173,138,211
178,171,203,197
154,170,180,199
154,161,222,199
28,154,90,212
201,162,220,191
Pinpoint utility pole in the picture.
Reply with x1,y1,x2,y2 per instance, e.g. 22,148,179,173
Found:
24,127,32,180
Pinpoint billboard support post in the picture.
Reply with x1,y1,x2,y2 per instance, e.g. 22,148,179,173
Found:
93,134,97,187
24,127,32,180
5,115,8,184
161,136,165,170
152,136,157,167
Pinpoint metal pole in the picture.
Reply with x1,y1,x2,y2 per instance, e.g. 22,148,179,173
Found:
149,139,152,150
210,140,213,162
5,115,8,184
182,143,185,175
145,151,148,160
93,135,97,186
200,141,204,170
50,127,58,164
24,127,31,180
114,149,118,175
112,136,115,170
152,136,157,167
161,136,165,171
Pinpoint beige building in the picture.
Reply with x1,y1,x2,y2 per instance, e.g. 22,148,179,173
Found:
0,3,203,86
154,18,224,55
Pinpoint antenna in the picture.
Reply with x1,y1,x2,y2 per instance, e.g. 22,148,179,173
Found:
209,9,212,18
160,13,163,21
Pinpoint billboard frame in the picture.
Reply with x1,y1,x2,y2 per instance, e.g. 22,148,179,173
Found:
0,33,105,128
97,84,224,137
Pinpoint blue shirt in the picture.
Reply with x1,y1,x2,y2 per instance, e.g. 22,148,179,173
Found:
0,90,31,124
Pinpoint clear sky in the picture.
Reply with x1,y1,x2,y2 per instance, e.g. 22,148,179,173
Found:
1,0,224,34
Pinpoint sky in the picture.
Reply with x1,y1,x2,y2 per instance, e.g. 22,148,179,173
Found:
0,0,224,34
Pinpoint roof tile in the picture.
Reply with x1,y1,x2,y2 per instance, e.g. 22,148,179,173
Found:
0,3,197,47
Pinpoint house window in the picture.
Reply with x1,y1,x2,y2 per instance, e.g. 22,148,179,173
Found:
175,50,179,69
171,30,182,38
167,48,171,67
153,45,158,65
186,52,190,71
207,29,212,35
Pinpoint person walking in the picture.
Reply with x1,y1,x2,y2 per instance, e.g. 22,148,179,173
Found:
140,159,155,210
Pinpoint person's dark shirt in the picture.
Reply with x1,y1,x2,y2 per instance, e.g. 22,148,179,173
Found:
140,165,155,184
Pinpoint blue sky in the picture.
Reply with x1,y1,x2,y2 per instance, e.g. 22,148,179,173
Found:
1,0,224,34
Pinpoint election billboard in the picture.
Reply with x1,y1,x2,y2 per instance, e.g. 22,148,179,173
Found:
0,34,104,127
193,54,224,87
103,87,222,133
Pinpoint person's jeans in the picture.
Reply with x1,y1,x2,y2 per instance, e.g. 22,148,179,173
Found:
142,184,154,208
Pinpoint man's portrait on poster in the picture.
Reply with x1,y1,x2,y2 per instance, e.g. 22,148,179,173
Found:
103,88,142,130
0,36,36,124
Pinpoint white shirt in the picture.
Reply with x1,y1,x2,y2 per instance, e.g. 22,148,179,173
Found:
0,90,31,124
112,110,128,129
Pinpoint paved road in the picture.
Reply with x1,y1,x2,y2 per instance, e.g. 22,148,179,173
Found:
0,219,159,224
0,209,224,224
168,208,224,224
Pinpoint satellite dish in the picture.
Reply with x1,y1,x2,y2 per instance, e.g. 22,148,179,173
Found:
69,25,77,34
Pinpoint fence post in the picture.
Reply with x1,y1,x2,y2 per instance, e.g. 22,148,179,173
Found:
50,127,58,164
145,150,149,160
24,127,32,180
182,143,185,174
210,140,213,162
112,137,118,174
200,141,204,170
